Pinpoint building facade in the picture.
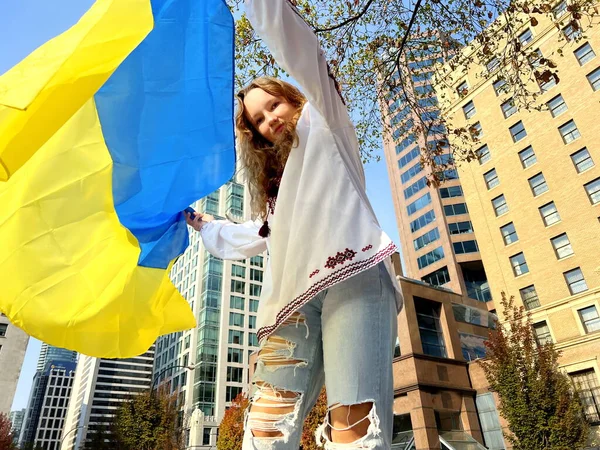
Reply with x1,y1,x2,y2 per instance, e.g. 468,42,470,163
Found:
36,343,77,372
381,37,491,304
9,408,26,445
0,313,29,415
19,360,76,450
435,4,600,445
60,349,154,449
153,176,264,449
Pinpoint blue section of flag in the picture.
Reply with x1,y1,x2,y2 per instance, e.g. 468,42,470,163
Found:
95,0,235,269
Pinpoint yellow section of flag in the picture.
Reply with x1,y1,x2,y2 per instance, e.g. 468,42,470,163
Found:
0,0,153,181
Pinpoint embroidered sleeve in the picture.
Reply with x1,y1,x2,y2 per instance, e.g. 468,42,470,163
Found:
245,0,350,129
200,219,267,260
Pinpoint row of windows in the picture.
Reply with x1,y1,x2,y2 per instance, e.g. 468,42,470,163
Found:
533,305,599,347
230,280,263,297
229,312,257,329
230,296,260,313
231,266,264,282
228,330,259,347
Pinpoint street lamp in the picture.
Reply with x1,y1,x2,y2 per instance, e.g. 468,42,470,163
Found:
60,425,86,447
152,364,195,391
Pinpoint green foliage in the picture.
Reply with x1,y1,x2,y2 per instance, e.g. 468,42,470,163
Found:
481,293,589,450
227,0,598,170
112,388,183,450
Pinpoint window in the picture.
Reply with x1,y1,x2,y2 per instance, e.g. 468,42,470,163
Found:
229,312,244,327
230,279,245,294
203,429,212,445
510,252,529,276
539,202,561,226
477,145,491,164
231,265,245,278
553,0,567,17
559,120,581,144
486,57,500,73
493,78,507,96
520,285,541,310
519,28,533,45
584,178,600,204
415,298,447,358
413,228,440,251
422,266,451,287
571,148,594,173
410,210,436,233
404,177,428,200
501,98,517,118
587,67,600,91
579,305,600,333
227,366,243,383
509,121,527,142
448,221,474,235
248,315,256,329
500,222,518,245
528,172,549,196
0,324,6,337
227,347,243,363
228,330,244,345
470,122,483,140
563,22,582,41
250,268,263,282
551,233,574,259
226,386,242,402
250,284,262,297
230,295,245,310
571,370,600,424
492,195,509,216
400,162,423,184
250,255,264,267
417,247,445,270
476,394,506,450
533,321,553,345
249,333,259,347
565,268,588,294
407,193,432,216
440,186,463,198
575,42,596,65
463,100,476,119
398,147,420,169
518,146,537,168
456,80,469,97
453,240,479,254
484,169,500,189
444,203,468,216
547,94,567,117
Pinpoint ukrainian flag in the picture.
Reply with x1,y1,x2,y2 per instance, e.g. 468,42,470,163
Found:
0,0,235,357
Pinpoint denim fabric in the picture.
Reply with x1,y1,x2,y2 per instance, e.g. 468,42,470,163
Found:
242,262,398,449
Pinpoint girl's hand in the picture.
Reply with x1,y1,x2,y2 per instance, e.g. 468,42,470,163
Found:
185,211,213,232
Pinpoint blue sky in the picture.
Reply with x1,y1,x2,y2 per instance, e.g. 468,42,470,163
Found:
2,0,400,412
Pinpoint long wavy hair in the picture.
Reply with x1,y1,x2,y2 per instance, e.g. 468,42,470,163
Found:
236,77,306,219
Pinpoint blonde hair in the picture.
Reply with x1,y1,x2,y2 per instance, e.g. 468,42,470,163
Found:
236,77,306,219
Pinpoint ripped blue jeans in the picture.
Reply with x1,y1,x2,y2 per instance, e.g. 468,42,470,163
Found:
243,262,398,449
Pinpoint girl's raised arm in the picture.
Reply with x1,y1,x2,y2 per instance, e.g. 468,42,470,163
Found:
245,0,350,128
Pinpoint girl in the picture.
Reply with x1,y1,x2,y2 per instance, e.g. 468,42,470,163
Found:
186,0,403,448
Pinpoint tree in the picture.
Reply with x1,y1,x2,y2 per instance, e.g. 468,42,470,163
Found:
217,393,249,450
0,413,16,450
481,293,589,450
112,388,183,450
229,0,599,168
301,388,328,450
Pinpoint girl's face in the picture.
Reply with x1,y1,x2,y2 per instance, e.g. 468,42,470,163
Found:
243,88,297,143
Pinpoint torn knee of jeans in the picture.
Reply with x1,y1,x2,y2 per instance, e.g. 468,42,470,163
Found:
315,402,383,449
247,383,304,445
257,333,308,373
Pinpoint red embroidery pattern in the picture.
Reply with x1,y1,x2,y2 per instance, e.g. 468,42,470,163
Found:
325,248,357,269
362,245,373,252
257,242,397,342
309,270,320,278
